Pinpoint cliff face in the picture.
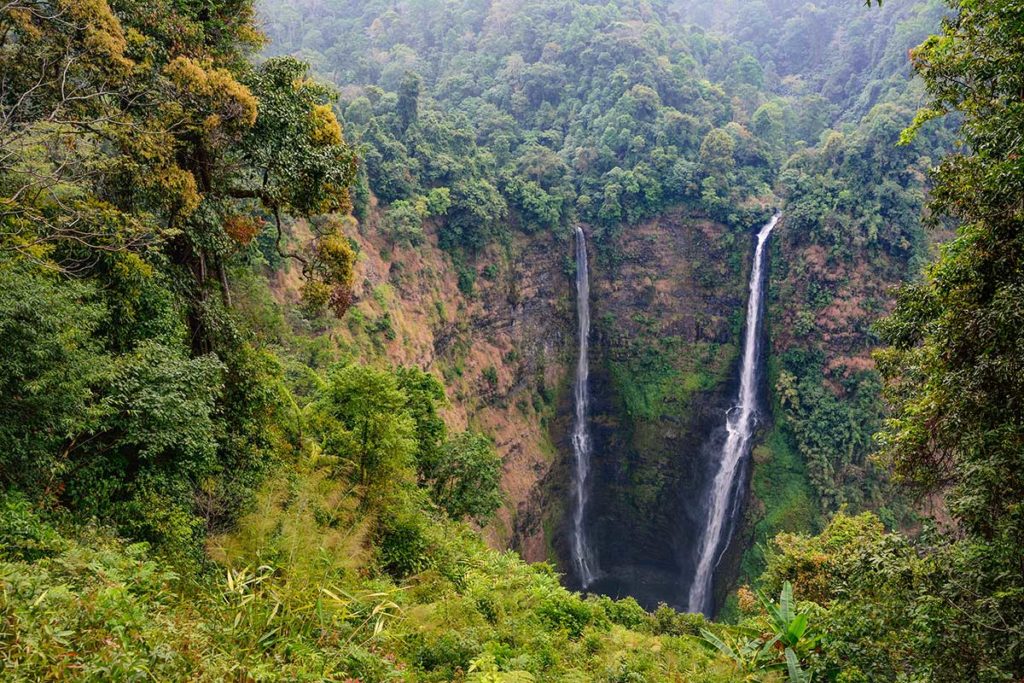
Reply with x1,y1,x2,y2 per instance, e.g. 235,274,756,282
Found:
548,211,753,608
269,213,576,558
273,208,771,609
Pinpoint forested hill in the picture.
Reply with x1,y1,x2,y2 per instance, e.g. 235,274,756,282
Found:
261,0,779,248
4,0,1024,680
257,0,952,595
259,0,948,249
677,0,948,120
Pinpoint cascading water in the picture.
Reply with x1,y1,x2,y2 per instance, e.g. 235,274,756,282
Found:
687,214,780,615
571,226,598,588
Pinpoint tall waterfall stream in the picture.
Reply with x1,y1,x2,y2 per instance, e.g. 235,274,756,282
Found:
687,214,780,614
570,226,598,588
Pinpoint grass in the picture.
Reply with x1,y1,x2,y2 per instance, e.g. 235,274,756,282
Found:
0,471,748,682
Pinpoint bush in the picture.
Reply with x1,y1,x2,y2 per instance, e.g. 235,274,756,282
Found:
537,592,607,639
375,505,433,579
0,493,66,562
592,595,650,631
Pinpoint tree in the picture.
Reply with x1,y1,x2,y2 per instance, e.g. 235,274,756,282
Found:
443,179,508,252
395,366,448,479
312,365,416,502
428,432,503,524
233,58,359,317
397,71,421,132
0,0,360,552
872,0,1024,676
0,265,108,493
699,128,736,177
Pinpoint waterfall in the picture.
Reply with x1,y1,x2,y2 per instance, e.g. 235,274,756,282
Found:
571,226,598,588
687,214,780,615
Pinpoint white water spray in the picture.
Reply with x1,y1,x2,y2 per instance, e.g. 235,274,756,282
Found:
688,214,780,614
571,226,598,588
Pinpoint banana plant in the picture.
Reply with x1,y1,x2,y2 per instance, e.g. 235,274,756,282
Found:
699,582,817,682
757,582,818,682
699,625,786,680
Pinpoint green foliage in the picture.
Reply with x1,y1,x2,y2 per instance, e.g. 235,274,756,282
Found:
0,476,739,682
396,366,448,478
239,57,357,217
700,582,818,682
0,264,108,493
0,523,189,681
606,337,733,423
756,583,818,680
311,364,417,501
756,513,924,681
69,340,224,551
536,592,607,639
740,425,817,584
0,261,246,553
0,0,361,560
261,0,789,258
866,0,1024,676
428,432,504,524
0,493,66,562
9,0,1024,680
774,362,886,512
375,494,435,579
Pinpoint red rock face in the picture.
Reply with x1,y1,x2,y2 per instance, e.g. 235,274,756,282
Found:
269,204,921,610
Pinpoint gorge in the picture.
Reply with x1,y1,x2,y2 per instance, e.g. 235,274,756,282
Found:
250,0,951,619
6,0,1020,678
568,213,781,615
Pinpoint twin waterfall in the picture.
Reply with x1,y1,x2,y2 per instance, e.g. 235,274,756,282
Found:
687,214,780,614
570,226,598,588
567,215,779,610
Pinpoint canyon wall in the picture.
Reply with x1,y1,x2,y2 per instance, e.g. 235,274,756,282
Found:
272,212,575,558
272,209,756,599
556,211,753,608
273,206,915,613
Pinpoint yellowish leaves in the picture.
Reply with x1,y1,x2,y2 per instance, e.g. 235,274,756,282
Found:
318,228,356,317
316,183,353,216
300,280,332,315
315,230,356,291
298,217,357,318
154,166,200,219
163,55,207,89
309,104,344,147
206,68,258,128
235,21,267,53
164,56,258,134
56,0,133,73
112,251,155,281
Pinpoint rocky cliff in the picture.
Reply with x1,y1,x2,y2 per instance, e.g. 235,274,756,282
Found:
271,210,576,558
270,206,913,614
552,211,753,608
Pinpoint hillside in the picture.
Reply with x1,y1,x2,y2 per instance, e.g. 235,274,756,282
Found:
257,0,949,610
3,0,1024,680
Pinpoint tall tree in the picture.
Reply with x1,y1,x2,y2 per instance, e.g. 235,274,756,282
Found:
0,0,358,546
876,0,1024,676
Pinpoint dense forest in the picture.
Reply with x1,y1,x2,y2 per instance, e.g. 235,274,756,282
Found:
1,0,1023,681
258,0,952,600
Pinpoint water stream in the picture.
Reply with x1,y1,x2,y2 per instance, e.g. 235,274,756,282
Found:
687,214,780,615
571,226,598,588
